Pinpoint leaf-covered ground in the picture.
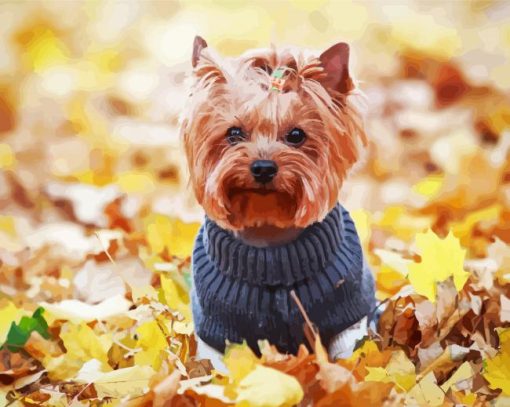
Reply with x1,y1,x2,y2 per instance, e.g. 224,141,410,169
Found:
1,1,510,406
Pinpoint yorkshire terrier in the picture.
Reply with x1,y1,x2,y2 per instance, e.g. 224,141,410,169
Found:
181,36,376,369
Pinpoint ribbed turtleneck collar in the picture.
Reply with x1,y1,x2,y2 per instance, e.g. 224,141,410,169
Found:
202,204,356,287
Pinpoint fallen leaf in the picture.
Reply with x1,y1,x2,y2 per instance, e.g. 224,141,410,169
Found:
484,328,510,396
134,320,169,371
144,213,200,258
408,229,469,302
407,372,444,406
75,359,156,399
440,361,474,392
365,350,416,391
236,365,304,407
52,322,113,379
160,272,191,321
41,295,132,323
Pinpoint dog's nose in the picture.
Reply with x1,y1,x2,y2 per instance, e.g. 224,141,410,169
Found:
250,160,278,184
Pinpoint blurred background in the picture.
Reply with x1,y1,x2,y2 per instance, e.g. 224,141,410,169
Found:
1,0,510,302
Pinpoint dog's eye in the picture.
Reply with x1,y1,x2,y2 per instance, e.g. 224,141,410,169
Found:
226,127,246,145
285,128,306,146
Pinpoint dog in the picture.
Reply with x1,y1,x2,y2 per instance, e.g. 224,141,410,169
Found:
181,36,376,370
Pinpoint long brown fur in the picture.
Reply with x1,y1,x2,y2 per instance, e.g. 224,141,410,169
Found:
181,42,367,231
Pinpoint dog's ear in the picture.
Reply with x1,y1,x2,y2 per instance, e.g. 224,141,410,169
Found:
192,36,208,68
319,42,354,94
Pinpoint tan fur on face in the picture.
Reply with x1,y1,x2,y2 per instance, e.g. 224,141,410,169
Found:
181,44,367,231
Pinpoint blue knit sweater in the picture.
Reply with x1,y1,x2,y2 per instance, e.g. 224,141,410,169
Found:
191,204,376,355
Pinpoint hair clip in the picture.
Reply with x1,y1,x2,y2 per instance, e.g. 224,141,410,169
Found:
270,67,286,93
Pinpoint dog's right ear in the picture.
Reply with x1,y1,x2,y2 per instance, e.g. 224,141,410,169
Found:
192,36,208,68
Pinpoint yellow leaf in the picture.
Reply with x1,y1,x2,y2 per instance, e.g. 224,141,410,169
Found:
46,322,113,380
86,48,122,73
160,272,191,321
451,204,501,246
115,171,156,194
375,265,409,300
0,144,15,169
440,361,474,392
0,301,24,343
412,174,444,200
60,323,112,371
350,209,371,249
377,206,432,242
144,213,200,258
484,103,510,136
222,342,261,399
75,359,156,399
236,365,304,407
19,26,69,72
345,339,381,365
134,320,168,370
374,249,413,300
484,328,510,395
0,216,23,252
365,350,416,391
407,372,444,406
457,392,477,406
408,229,469,302
44,355,84,381
339,339,391,376
224,342,260,384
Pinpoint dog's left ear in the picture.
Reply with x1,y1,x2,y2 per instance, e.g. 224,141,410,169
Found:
192,36,208,68
319,42,354,94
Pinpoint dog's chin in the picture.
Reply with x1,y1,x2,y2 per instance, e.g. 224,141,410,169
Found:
224,188,298,230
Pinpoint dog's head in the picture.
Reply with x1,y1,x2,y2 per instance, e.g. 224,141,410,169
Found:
181,37,366,231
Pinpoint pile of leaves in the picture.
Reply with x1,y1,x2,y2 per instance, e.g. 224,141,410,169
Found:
1,1,510,406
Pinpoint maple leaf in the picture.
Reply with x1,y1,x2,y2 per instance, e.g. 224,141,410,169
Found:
484,328,510,396
47,322,113,380
134,320,169,371
408,229,469,302
144,213,200,258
